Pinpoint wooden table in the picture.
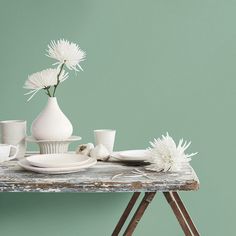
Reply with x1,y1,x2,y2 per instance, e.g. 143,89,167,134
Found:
0,160,200,236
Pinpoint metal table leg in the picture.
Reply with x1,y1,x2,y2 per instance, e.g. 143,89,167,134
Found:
164,192,200,236
112,192,141,236
123,192,157,236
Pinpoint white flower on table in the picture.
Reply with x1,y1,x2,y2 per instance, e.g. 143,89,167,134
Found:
147,133,197,172
46,39,86,71
24,68,68,101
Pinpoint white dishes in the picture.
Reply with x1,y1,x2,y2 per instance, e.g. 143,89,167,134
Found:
26,136,82,154
26,136,82,143
119,150,150,160
94,129,116,153
26,154,90,168
18,157,97,174
112,150,151,162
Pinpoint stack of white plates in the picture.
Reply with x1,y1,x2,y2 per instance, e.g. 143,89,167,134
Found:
18,154,97,174
111,150,151,163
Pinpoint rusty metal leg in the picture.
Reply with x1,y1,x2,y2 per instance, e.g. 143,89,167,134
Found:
112,192,141,236
164,192,194,236
123,192,157,236
172,192,200,236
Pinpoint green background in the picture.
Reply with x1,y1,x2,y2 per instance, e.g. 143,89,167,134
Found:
0,0,234,235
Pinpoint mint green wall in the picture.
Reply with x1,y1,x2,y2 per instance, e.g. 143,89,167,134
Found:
0,0,234,235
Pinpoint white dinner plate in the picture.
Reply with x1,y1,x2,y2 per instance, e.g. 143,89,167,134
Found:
18,158,97,174
26,154,91,168
119,150,150,159
111,150,151,162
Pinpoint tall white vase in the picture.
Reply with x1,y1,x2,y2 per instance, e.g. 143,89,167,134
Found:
31,97,73,140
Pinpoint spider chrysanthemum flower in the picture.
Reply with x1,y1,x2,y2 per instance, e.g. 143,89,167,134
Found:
148,133,197,172
46,39,86,71
24,68,68,101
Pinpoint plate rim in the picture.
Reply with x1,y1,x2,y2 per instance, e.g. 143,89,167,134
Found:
26,136,82,143
18,158,97,174
111,150,151,162
26,154,91,168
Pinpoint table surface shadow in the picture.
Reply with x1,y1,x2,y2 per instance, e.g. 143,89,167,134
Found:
0,157,199,193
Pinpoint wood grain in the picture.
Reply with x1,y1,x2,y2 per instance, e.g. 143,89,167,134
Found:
0,160,199,192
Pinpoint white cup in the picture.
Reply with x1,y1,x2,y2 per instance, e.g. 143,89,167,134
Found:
0,120,26,159
94,129,116,153
0,144,19,163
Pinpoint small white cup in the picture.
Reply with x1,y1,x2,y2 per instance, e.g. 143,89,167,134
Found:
0,144,19,163
0,120,26,159
94,129,116,153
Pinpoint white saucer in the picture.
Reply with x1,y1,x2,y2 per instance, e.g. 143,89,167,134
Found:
26,154,91,168
18,158,97,174
111,150,151,162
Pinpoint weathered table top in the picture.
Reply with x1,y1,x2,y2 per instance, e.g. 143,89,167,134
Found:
0,158,199,193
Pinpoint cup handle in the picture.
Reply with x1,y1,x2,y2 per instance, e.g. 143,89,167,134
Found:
8,145,19,160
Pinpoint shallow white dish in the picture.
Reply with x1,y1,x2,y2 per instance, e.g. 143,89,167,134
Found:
112,150,151,162
26,154,91,168
119,149,150,159
18,158,97,174
26,136,82,154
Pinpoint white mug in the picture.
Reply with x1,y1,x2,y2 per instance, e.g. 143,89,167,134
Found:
0,144,19,163
94,129,116,153
0,120,26,159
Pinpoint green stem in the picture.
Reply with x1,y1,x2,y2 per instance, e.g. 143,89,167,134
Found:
44,87,52,97
53,62,65,97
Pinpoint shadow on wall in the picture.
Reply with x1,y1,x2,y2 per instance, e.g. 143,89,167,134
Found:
0,193,131,235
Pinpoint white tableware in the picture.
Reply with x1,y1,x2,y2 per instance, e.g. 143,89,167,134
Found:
119,150,150,159
18,158,97,174
26,153,91,168
111,150,151,162
0,144,19,163
94,129,116,153
26,136,82,154
90,144,110,161
31,97,73,140
0,120,26,159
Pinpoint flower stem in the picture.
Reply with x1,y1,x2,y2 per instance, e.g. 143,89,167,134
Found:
46,87,52,97
53,62,65,97
44,87,52,97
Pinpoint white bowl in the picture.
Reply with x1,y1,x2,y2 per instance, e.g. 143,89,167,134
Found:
26,136,82,154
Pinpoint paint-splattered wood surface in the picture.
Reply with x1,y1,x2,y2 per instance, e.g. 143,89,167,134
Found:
0,158,199,192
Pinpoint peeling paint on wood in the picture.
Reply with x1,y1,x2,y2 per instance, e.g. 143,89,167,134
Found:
0,160,199,193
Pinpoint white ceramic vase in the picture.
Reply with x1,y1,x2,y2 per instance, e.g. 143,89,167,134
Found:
31,97,73,140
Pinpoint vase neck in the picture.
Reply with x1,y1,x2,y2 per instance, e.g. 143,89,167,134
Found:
48,97,57,100
47,97,58,106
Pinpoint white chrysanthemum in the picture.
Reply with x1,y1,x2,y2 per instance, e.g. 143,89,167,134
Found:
24,68,68,101
148,133,197,172
46,39,86,71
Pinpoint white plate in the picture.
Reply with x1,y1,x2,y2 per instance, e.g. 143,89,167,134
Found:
18,158,97,174
119,149,150,159
26,154,91,168
112,150,151,162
